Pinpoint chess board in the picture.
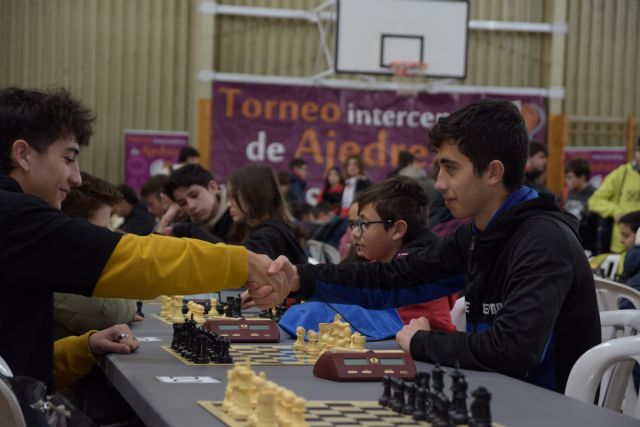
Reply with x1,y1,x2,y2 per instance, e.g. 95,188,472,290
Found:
198,400,506,427
161,345,317,366
152,312,261,326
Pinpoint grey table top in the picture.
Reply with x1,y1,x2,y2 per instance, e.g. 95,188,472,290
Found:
101,302,640,427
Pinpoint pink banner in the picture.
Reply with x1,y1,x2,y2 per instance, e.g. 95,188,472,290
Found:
210,81,547,198
124,130,188,191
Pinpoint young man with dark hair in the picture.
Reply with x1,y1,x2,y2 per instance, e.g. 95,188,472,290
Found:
286,157,308,206
140,174,172,220
250,98,601,392
563,158,597,253
159,163,233,242
0,87,276,388
524,140,548,192
112,183,156,235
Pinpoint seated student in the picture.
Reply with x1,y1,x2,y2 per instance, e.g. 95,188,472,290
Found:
279,177,455,339
589,212,640,281
139,174,174,220
250,99,601,393
159,164,233,242
285,157,308,207
54,172,141,340
619,212,640,309
226,165,307,264
0,87,275,390
562,158,597,254
112,183,156,235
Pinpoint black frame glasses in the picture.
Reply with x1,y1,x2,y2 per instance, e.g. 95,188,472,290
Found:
348,218,394,234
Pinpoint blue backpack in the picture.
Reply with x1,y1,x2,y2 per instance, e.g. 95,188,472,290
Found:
279,301,403,341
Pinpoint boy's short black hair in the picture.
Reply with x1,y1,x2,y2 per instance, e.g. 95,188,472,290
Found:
140,174,169,199
0,87,96,174
529,141,548,157
428,98,528,192
178,146,199,163
289,158,306,170
619,211,640,233
164,164,214,201
117,184,139,205
357,176,428,243
63,172,122,219
566,158,591,180
397,151,416,169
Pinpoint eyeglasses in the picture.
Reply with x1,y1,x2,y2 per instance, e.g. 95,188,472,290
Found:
348,218,394,234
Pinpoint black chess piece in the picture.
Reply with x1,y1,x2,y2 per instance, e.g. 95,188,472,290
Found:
450,374,469,425
216,300,225,316
470,387,492,427
204,301,211,316
413,385,427,421
224,304,233,318
181,299,188,315
218,339,233,363
379,376,392,407
193,335,209,364
233,296,243,318
432,393,452,427
402,383,416,415
431,364,445,394
136,301,144,318
391,378,406,413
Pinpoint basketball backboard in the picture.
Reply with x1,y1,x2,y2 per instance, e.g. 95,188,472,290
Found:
335,0,469,79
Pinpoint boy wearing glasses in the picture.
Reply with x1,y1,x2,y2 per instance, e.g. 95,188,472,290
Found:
250,99,600,392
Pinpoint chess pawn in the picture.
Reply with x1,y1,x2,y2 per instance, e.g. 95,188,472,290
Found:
293,326,306,352
277,389,295,426
291,396,307,427
333,313,342,323
306,330,319,356
248,389,277,427
317,323,330,350
229,368,255,420
222,368,238,413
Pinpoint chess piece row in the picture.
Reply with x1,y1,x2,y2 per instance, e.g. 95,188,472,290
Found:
170,319,232,364
258,304,287,321
293,325,366,356
223,362,307,427
379,365,492,426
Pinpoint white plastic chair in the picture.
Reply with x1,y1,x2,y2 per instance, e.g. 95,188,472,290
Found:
597,254,622,280
565,335,640,419
0,376,25,427
450,296,466,332
594,275,640,311
306,240,341,264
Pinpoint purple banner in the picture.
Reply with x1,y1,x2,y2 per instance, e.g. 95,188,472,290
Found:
124,130,188,191
210,81,547,197
565,147,627,186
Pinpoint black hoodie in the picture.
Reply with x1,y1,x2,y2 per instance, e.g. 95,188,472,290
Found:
295,193,601,392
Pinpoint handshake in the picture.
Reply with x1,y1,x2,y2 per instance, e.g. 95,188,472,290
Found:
244,252,300,309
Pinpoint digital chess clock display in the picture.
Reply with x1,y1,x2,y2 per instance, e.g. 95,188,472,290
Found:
343,358,369,366
218,324,271,331
379,358,405,366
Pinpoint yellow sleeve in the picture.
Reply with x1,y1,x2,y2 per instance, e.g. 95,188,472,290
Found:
53,331,97,390
93,234,248,299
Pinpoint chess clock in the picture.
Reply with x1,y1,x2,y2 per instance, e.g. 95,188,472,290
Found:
203,319,280,343
313,350,416,381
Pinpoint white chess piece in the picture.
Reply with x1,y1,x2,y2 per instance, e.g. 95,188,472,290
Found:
293,326,306,352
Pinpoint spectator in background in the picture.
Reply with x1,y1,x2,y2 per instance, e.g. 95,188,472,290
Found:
140,174,173,220
524,141,548,192
317,166,344,213
397,153,438,206
112,184,156,235
387,150,416,178
56,172,140,340
562,158,597,254
285,158,308,206
159,164,233,242
178,146,200,166
622,213,640,309
340,154,372,217
589,138,640,253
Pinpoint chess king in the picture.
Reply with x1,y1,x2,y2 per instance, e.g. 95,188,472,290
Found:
249,99,601,393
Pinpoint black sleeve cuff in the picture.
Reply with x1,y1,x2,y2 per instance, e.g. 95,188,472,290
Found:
292,264,318,300
409,330,432,362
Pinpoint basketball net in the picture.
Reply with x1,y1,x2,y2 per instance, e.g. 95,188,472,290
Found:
389,61,427,97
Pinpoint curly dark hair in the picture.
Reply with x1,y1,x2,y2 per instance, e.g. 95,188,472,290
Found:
0,87,95,174
61,172,122,219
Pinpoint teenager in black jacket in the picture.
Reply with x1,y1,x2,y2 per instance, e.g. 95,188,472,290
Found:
248,99,601,393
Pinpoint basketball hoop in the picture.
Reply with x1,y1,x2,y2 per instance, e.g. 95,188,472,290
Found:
389,61,428,96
